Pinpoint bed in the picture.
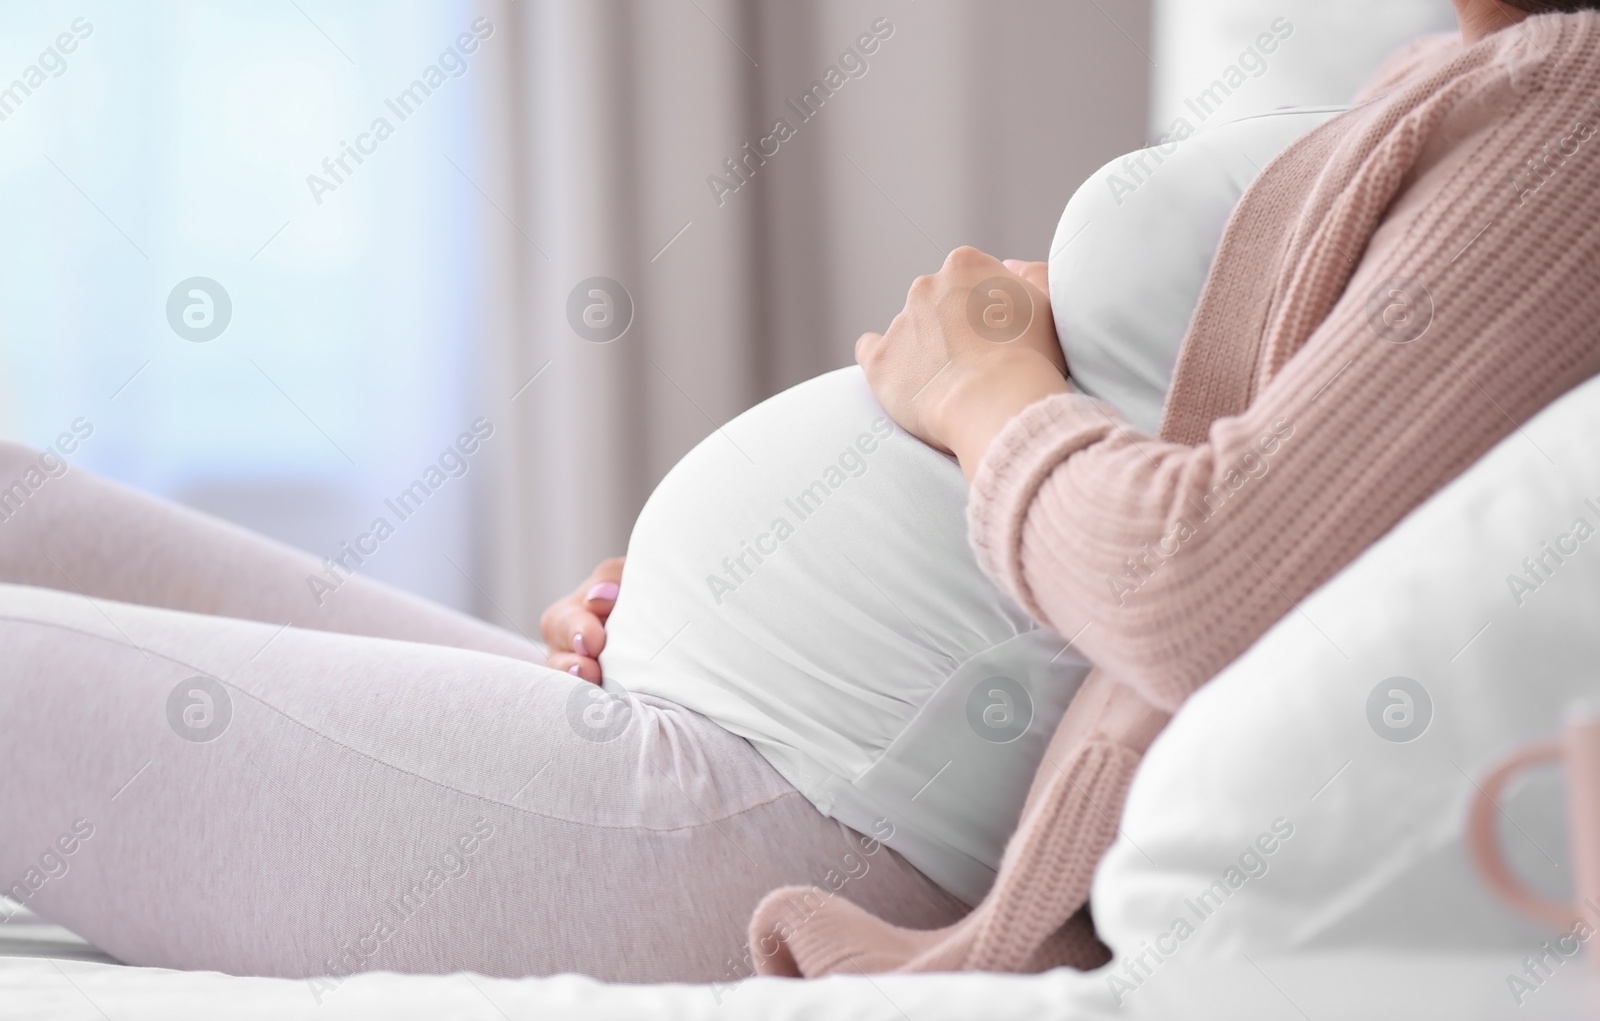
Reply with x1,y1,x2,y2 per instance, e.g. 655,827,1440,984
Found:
1,899,1589,1020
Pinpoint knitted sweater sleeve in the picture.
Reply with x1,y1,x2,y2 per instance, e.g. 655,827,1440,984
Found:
968,18,1600,713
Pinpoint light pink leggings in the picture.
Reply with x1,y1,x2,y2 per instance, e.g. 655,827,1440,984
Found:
0,442,965,985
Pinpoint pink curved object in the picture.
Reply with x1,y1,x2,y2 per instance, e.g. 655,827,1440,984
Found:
1466,741,1578,930
1466,714,1600,959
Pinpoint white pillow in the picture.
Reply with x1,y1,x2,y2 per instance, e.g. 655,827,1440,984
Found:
1093,372,1600,965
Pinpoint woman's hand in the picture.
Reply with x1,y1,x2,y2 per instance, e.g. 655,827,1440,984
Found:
539,557,623,685
856,248,1071,482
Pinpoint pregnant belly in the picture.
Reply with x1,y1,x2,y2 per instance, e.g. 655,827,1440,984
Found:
600,366,1091,904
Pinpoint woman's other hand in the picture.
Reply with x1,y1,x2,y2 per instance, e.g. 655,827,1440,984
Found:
539,557,623,685
857,247,1071,482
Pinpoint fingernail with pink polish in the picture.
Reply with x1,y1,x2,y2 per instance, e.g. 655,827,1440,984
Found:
585,581,620,603
568,664,582,676
573,632,589,657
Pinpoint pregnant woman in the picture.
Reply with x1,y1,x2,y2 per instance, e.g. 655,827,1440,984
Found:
4,0,1599,989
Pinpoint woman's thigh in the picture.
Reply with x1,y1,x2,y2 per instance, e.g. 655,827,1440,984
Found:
0,583,964,985
0,440,541,662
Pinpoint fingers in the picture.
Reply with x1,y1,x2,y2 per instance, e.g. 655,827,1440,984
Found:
588,556,625,586
539,556,625,683
582,557,625,621
1002,259,1050,295
944,245,1000,273
855,331,883,366
545,650,602,686
541,601,608,660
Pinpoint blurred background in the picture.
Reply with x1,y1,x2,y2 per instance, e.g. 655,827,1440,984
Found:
0,0,1455,632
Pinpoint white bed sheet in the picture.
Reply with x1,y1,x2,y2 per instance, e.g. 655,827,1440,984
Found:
2,901,1593,1021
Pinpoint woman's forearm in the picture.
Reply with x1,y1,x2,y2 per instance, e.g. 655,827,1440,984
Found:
941,349,1071,484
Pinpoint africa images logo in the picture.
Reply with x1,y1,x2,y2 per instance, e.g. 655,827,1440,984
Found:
166,277,232,343
965,676,1033,744
166,676,233,744
564,681,635,743
966,278,1034,344
1366,277,1434,344
566,277,634,343
1366,676,1432,743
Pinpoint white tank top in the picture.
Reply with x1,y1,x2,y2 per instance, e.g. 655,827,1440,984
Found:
601,107,1342,906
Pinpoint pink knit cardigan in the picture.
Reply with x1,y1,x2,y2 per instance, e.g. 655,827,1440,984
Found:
748,13,1600,977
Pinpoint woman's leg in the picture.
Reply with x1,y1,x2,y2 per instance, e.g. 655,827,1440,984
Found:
0,441,541,661
0,583,965,985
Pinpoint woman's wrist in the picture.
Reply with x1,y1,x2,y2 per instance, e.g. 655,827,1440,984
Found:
940,349,1071,483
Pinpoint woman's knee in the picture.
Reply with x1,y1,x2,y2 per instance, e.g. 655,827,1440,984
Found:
0,439,44,475
0,442,72,531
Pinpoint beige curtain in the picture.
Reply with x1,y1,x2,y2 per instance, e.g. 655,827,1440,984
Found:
477,0,1151,627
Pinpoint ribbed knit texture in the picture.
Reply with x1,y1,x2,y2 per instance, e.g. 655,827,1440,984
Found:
749,13,1600,978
